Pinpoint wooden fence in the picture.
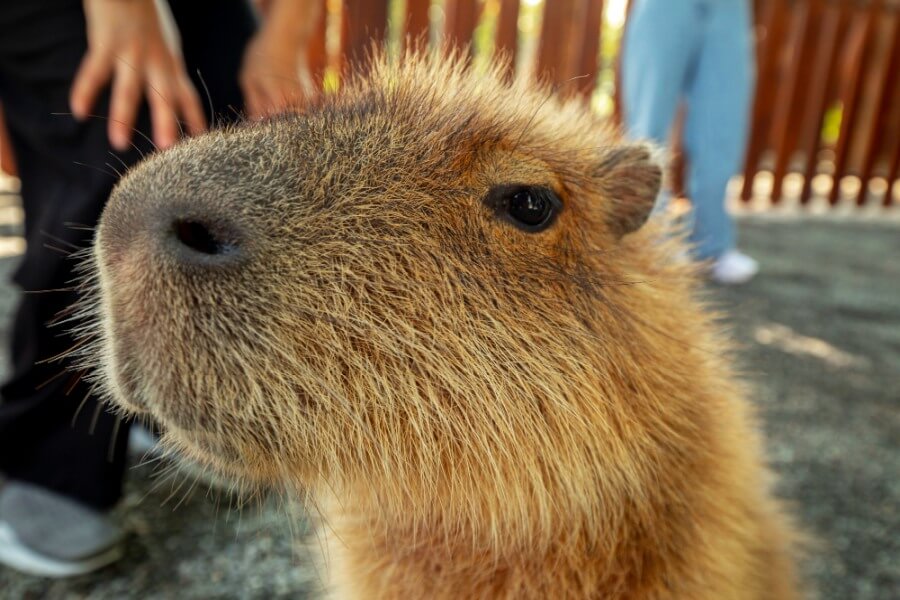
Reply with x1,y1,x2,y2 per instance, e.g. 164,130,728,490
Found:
2,0,897,208
743,0,900,207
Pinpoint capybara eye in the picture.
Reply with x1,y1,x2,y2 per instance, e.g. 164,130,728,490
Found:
487,185,561,232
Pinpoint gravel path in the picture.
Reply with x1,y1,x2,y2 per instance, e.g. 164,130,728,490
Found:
0,194,897,598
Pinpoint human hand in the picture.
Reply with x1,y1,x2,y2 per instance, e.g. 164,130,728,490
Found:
240,0,320,119
70,0,207,151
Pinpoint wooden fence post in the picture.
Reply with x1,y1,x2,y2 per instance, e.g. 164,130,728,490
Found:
444,0,482,54
799,0,850,204
828,0,879,204
856,7,900,205
403,0,431,52
495,0,521,79
340,0,390,75
0,105,15,178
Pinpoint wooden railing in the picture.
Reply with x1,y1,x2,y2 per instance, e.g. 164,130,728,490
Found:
332,0,611,93
0,106,15,178
743,0,899,207
2,0,897,208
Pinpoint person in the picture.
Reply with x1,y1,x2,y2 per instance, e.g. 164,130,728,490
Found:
621,0,759,284
0,0,316,577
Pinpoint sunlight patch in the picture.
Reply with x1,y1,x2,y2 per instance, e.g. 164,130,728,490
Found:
754,323,870,370
0,235,24,258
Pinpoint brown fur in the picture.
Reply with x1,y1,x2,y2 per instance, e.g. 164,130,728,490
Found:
79,53,800,598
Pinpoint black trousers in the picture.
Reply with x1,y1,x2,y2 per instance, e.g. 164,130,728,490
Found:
0,0,256,509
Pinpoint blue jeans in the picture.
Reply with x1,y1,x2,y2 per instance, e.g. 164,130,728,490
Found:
622,0,754,260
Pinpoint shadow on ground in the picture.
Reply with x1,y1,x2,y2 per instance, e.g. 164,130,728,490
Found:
0,201,897,599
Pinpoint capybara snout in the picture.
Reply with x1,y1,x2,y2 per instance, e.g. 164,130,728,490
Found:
98,138,260,274
92,65,667,476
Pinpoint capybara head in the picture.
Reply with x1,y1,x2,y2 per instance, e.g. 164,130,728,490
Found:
81,55,720,553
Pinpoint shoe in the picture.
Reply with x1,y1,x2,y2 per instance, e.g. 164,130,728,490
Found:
0,479,124,577
127,423,161,458
710,249,759,285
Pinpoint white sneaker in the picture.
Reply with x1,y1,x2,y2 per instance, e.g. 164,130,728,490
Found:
710,250,759,285
0,480,124,577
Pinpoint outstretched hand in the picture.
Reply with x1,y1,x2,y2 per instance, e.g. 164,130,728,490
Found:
70,0,207,151
240,0,321,119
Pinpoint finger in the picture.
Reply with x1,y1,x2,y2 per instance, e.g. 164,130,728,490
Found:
255,79,288,117
266,76,306,115
176,78,207,136
70,51,114,120
241,76,265,120
263,84,291,116
256,86,279,118
145,77,179,150
108,61,144,151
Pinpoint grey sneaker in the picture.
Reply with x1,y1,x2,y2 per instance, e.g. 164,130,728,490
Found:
127,423,161,458
0,479,124,577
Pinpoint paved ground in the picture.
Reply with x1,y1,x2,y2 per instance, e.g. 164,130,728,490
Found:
0,188,897,598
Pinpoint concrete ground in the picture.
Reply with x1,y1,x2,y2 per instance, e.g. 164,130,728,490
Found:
0,185,896,598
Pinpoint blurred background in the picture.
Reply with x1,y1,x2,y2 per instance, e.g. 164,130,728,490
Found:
3,0,900,210
0,0,897,598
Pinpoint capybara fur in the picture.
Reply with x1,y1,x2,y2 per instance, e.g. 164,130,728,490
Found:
80,53,800,598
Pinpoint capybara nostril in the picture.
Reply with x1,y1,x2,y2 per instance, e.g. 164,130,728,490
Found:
169,218,240,262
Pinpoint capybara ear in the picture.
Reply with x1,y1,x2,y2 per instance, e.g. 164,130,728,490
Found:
593,142,663,238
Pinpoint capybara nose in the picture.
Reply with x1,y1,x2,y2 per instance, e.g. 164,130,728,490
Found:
168,217,241,265
98,188,247,272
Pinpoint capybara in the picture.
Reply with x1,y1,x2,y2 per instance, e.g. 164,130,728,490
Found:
79,53,800,598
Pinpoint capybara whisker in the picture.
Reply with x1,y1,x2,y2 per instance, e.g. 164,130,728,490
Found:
108,150,131,173
22,286,81,295
33,368,70,391
104,162,124,178
51,111,158,151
